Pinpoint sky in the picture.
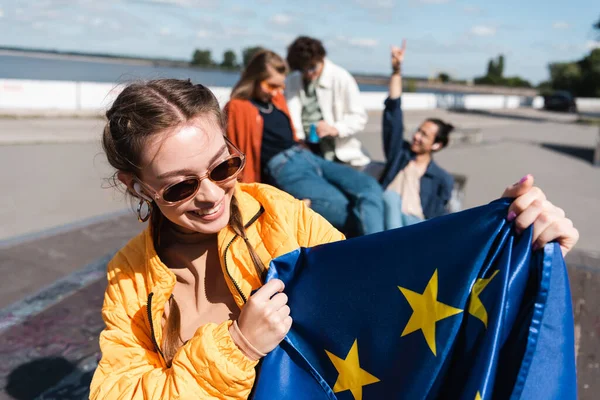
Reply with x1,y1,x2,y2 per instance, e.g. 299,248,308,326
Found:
0,0,598,84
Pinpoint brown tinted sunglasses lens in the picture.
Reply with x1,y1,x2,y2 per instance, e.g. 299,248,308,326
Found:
163,178,199,203
209,157,243,182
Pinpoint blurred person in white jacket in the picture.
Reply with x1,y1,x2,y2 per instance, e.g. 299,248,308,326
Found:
285,36,370,167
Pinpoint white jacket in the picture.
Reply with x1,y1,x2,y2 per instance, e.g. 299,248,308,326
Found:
285,59,370,166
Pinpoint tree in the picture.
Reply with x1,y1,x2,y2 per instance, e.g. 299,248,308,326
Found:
191,49,214,67
475,54,530,87
544,17,600,97
578,48,600,97
221,50,238,69
497,54,505,77
242,46,263,67
485,54,504,79
549,62,582,91
503,76,532,88
486,59,495,77
437,72,451,83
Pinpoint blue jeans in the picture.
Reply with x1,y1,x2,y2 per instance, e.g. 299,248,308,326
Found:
383,190,424,230
266,147,384,236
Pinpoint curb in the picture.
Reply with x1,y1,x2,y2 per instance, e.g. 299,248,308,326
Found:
0,209,131,250
0,252,113,334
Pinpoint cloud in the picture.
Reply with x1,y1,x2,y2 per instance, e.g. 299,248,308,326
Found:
470,25,496,37
419,0,451,3
159,27,171,36
231,6,256,18
196,30,212,38
222,27,252,38
0,8,4,18
270,13,292,26
271,33,295,45
91,17,104,27
354,0,394,9
550,42,589,53
585,41,600,50
135,0,217,6
333,35,379,49
463,5,482,14
552,21,569,30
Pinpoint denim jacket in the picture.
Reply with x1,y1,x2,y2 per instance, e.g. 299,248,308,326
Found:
379,97,454,219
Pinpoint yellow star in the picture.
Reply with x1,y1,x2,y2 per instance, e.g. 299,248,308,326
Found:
468,270,499,328
325,339,380,400
475,391,482,400
398,269,463,356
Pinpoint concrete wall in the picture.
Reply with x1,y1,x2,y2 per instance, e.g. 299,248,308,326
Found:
2,79,600,112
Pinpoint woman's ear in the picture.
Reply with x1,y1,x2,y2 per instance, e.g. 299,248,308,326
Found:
117,171,134,193
117,172,153,202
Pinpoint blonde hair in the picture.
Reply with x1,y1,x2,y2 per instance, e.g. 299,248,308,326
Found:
230,50,288,100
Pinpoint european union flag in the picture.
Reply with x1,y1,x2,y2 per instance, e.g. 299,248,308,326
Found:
252,199,576,399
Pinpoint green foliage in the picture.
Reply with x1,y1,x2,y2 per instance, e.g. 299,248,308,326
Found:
544,17,600,97
475,54,531,88
221,50,238,69
537,81,553,96
405,79,417,93
485,54,505,79
547,49,600,97
191,49,214,67
497,54,505,77
503,76,532,88
438,72,450,83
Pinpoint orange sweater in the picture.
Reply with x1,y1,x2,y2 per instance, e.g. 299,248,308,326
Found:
225,93,297,183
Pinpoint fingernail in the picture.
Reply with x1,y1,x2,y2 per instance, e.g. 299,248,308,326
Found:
532,243,539,252
507,211,517,222
516,175,529,185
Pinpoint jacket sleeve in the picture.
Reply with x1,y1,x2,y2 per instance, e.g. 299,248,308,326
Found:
332,72,367,138
225,101,259,183
430,175,454,219
89,259,258,400
294,200,346,247
285,73,306,140
382,97,405,162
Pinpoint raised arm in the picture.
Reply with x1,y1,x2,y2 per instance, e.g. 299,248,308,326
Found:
383,40,407,161
389,40,406,99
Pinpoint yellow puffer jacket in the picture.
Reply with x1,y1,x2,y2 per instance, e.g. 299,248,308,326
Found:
89,183,344,399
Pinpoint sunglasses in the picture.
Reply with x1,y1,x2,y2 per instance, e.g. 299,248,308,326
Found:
302,64,320,74
137,138,246,205
260,80,285,93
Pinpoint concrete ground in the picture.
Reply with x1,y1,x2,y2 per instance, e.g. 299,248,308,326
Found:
0,108,599,399
1,108,599,252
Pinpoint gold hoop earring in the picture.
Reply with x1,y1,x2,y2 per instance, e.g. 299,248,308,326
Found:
137,198,152,222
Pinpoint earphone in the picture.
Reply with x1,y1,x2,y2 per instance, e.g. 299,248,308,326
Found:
133,182,154,202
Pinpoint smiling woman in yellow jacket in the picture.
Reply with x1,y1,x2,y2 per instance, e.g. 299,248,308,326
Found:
90,79,343,399
90,78,578,399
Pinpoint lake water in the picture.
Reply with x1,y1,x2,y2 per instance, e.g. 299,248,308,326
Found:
0,53,390,91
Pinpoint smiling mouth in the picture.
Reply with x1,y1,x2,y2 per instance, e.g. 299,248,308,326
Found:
190,201,223,217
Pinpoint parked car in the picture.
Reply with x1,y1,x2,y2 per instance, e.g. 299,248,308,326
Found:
543,91,578,113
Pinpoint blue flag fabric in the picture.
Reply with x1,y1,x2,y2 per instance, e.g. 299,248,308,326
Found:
251,199,576,400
